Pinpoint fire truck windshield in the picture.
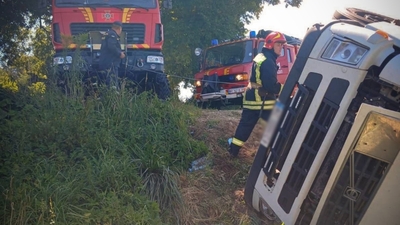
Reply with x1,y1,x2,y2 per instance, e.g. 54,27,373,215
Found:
204,40,253,69
55,0,157,8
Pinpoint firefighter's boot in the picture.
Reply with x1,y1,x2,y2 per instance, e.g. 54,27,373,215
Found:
227,137,243,157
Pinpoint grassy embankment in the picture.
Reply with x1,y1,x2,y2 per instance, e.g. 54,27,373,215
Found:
0,68,209,224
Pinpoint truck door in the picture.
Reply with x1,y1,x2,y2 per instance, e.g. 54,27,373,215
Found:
276,46,289,84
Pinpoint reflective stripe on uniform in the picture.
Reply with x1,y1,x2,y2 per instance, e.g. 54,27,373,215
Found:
243,104,274,110
255,89,261,102
243,100,275,105
243,99,275,110
232,137,244,147
253,54,265,103
243,96,276,109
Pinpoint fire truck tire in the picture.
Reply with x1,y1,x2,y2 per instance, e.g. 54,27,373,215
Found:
333,7,400,25
155,73,171,100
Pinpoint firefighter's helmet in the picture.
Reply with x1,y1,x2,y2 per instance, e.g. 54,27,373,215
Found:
263,31,287,49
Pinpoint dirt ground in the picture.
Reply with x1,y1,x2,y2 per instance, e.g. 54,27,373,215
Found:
178,109,274,225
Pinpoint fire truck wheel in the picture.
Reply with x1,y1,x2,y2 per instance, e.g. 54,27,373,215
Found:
155,73,171,100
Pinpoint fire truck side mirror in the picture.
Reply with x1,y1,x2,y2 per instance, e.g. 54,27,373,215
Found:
163,0,172,9
194,48,202,57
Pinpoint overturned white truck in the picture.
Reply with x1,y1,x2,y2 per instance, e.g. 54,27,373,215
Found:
244,8,400,225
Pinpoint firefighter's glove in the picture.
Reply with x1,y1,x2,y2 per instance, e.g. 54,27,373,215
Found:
258,87,269,97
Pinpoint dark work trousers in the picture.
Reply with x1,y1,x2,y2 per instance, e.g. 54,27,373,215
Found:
229,109,272,157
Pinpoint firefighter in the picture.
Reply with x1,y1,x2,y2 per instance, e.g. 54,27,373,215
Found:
228,31,286,157
98,21,126,88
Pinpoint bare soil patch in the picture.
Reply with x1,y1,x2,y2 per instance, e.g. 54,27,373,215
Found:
178,109,273,225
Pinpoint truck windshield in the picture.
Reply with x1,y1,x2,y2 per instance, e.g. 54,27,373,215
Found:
204,40,253,69
55,0,157,8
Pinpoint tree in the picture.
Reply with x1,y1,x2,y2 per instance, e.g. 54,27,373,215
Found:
160,0,302,78
0,25,53,93
0,0,50,65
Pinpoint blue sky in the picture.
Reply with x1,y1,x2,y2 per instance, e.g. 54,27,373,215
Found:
246,0,400,39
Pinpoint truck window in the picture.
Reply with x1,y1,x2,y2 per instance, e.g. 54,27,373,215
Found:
55,0,157,8
257,41,264,53
204,40,253,69
287,48,292,63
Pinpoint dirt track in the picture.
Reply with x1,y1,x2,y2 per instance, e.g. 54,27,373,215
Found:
178,109,273,225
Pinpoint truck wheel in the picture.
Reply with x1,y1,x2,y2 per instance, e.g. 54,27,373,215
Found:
333,7,400,25
155,73,171,100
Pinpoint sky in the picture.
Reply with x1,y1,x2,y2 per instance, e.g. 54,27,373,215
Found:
245,0,400,39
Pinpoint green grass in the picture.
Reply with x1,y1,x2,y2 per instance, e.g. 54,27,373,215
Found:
0,69,208,224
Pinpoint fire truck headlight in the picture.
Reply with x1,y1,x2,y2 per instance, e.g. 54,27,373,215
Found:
147,56,164,64
235,74,248,81
53,56,73,65
322,38,368,65
195,80,202,87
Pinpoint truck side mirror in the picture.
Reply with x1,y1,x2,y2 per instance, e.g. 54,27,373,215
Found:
194,48,203,70
194,48,202,57
163,0,172,9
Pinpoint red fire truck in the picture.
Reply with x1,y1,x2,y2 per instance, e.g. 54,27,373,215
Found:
193,30,301,107
51,0,171,99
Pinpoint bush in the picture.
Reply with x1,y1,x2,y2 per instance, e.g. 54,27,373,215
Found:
0,74,208,224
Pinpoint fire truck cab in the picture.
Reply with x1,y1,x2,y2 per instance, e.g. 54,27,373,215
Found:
244,8,400,225
51,0,171,99
193,30,300,107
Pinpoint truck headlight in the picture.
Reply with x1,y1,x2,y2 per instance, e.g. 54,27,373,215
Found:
321,38,368,65
235,74,249,81
53,56,72,65
259,197,278,221
147,56,164,64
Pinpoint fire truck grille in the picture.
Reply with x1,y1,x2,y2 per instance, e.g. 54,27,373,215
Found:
318,152,388,225
70,23,145,44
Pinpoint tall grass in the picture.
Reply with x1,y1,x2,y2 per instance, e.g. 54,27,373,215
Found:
0,68,208,224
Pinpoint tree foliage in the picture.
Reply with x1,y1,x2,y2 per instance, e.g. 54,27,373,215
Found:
0,26,53,93
0,0,50,65
160,0,302,78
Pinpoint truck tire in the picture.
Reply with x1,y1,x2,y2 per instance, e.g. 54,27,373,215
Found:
333,7,400,26
155,73,171,100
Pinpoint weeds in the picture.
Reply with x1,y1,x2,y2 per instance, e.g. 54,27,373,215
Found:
0,65,207,224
